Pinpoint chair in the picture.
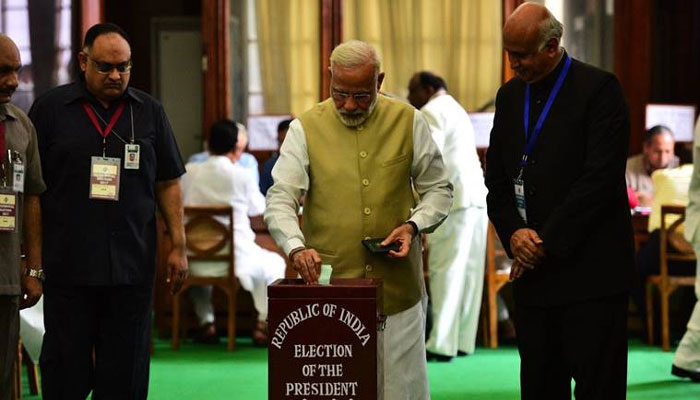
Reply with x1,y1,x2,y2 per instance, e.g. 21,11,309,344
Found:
482,222,511,348
646,204,696,351
172,205,239,351
12,340,40,400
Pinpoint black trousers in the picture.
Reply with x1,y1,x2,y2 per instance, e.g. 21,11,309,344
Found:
515,293,629,400
0,295,19,400
40,284,152,400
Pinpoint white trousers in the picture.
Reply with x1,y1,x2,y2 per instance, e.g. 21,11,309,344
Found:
426,206,487,356
381,298,430,400
189,243,286,325
673,247,700,372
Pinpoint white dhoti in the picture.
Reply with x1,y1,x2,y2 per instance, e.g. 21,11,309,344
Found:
381,298,430,400
673,251,700,372
189,243,286,324
426,206,487,356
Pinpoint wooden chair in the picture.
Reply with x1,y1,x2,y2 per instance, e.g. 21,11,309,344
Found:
12,340,40,400
172,205,239,351
482,222,511,348
646,204,697,351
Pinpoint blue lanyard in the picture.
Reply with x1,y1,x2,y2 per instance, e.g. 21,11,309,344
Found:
521,55,572,167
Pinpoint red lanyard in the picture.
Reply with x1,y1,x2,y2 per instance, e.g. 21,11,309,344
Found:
82,101,126,139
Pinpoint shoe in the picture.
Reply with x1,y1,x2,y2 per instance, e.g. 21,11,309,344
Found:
457,351,469,357
193,322,219,344
426,351,453,362
252,321,269,346
672,365,700,382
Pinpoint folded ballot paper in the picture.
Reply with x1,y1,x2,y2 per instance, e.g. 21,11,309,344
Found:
319,264,333,285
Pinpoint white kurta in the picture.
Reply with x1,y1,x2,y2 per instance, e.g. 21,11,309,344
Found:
422,92,488,356
674,116,700,372
182,156,285,323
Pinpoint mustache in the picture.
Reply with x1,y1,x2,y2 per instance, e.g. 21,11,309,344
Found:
339,110,364,116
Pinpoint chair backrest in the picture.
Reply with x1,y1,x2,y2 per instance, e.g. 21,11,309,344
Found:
660,204,696,278
184,205,235,281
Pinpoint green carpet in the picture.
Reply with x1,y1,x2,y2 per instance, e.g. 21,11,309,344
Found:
19,339,700,399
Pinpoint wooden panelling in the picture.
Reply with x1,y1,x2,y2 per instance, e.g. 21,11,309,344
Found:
201,0,231,139
80,0,104,40
320,0,343,101
614,0,653,155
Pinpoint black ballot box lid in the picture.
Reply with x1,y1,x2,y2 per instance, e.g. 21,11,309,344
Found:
268,278,383,306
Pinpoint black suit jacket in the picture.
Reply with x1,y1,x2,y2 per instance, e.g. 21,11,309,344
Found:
485,56,635,306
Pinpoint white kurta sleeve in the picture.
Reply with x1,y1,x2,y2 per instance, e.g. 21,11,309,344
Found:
264,119,309,256
408,110,454,233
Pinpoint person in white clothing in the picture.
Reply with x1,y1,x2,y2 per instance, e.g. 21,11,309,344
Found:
182,120,285,345
408,71,488,361
672,115,700,382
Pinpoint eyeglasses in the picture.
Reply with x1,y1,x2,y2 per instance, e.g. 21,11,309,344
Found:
88,57,132,75
331,88,372,105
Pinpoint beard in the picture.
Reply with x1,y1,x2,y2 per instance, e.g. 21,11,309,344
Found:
334,96,378,127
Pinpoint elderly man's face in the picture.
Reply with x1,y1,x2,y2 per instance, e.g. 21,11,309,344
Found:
504,34,557,83
503,16,560,84
330,62,384,127
0,38,21,104
644,132,675,171
79,33,131,104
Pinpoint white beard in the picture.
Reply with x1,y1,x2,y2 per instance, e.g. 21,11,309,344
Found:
334,97,378,127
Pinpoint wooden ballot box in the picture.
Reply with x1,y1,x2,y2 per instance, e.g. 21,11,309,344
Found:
268,278,384,400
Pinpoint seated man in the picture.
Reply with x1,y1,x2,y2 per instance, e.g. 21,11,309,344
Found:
259,119,292,196
626,125,679,206
188,122,260,184
182,120,285,345
632,164,694,337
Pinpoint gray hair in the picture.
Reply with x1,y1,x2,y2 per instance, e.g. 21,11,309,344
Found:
538,14,563,50
330,40,381,75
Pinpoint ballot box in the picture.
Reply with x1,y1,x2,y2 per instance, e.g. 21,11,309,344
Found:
268,278,384,400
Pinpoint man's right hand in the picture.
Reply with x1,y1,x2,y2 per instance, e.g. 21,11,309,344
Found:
510,228,546,269
290,248,321,284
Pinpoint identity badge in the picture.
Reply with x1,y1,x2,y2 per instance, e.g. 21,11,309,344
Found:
514,177,527,224
0,190,17,232
90,156,121,201
12,162,24,193
124,144,140,170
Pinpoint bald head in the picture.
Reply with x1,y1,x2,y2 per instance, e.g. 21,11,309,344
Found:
503,3,563,83
0,34,21,104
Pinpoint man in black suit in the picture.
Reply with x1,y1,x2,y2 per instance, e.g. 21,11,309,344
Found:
485,3,634,399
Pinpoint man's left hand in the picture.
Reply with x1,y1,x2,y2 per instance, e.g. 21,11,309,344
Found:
166,247,189,295
20,275,42,309
381,223,415,258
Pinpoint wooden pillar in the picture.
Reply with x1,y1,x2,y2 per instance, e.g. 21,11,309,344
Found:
501,0,524,83
614,0,652,155
202,0,231,140
80,0,104,40
320,0,343,101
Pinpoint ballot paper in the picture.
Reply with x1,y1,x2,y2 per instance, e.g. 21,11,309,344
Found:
319,264,333,285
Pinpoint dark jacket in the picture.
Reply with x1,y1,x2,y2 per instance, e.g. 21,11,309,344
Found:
485,56,635,306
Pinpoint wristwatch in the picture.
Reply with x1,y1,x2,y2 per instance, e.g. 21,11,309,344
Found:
24,268,45,281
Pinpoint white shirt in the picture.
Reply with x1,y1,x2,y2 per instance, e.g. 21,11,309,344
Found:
265,108,454,256
182,156,265,246
421,91,487,209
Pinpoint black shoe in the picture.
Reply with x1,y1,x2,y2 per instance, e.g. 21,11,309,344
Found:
193,322,219,344
457,351,469,357
426,351,453,362
672,365,700,382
